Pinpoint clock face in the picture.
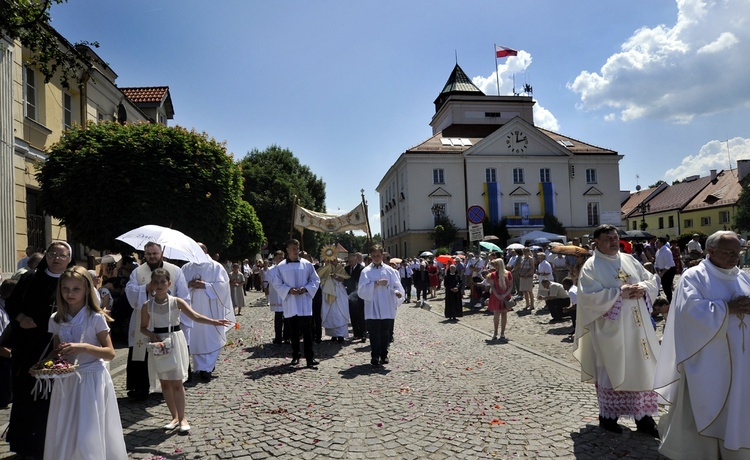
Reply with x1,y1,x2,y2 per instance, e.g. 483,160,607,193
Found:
506,130,529,153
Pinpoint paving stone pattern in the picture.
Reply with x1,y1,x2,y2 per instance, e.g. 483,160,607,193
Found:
0,283,669,459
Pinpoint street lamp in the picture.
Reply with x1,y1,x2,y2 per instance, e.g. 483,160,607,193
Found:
635,202,650,230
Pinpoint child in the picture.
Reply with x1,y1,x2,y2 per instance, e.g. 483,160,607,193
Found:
141,268,231,433
229,263,246,316
44,266,127,459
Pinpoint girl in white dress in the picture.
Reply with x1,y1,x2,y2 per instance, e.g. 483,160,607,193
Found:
140,268,231,433
44,266,127,460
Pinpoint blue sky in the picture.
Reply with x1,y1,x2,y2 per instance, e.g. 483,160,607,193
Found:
50,0,750,234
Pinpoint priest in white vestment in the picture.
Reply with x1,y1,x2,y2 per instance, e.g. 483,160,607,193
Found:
125,242,190,398
181,244,235,381
573,224,660,436
655,231,750,460
269,239,320,368
358,245,404,368
317,256,350,341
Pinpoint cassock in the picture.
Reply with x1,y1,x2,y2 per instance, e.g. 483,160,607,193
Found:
182,260,235,373
573,249,660,419
269,259,320,319
317,263,350,338
654,259,750,459
358,264,405,320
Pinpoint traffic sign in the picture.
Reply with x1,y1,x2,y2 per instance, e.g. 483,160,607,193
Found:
468,223,484,242
467,205,486,224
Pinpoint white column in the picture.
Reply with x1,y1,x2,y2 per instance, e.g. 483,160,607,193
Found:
0,38,16,276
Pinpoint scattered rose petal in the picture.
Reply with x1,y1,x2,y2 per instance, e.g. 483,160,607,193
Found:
377,423,383,427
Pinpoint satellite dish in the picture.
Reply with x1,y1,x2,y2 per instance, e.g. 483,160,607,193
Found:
636,185,641,191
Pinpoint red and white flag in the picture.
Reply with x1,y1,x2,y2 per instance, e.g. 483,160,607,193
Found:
495,45,518,58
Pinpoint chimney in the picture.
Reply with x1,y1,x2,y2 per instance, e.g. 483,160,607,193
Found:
738,159,750,182
710,169,717,182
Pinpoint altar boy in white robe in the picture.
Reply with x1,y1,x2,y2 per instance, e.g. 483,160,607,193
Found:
358,245,404,368
573,224,660,436
269,239,320,369
655,231,750,460
181,243,234,382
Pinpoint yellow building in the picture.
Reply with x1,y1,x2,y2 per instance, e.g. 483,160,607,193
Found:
1,28,173,277
681,163,749,235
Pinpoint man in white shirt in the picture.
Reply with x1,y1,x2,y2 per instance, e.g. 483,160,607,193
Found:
538,279,570,323
686,234,703,255
654,237,676,302
536,253,553,283
655,231,750,459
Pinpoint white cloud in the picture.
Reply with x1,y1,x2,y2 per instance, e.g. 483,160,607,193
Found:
471,51,560,131
663,136,750,181
569,0,750,123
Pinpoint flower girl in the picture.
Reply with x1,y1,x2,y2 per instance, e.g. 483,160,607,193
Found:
44,266,127,459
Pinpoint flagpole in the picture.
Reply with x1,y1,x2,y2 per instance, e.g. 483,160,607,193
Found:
289,195,297,242
494,44,500,96
361,189,372,248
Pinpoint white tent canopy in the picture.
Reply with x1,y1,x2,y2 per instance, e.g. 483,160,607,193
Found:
508,230,567,245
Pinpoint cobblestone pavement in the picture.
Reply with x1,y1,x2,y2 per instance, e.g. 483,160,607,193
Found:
0,283,669,459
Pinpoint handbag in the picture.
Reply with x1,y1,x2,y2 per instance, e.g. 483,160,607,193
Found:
148,298,179,373
505,297,517,308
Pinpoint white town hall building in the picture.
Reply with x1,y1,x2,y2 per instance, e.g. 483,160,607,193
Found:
376,64,623,257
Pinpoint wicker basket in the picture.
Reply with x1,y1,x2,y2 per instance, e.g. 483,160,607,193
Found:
29,363,79,379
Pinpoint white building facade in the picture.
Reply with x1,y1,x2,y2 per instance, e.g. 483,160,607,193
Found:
377,64,623,257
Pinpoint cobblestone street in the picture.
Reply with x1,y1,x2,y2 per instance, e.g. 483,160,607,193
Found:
1,286,666,459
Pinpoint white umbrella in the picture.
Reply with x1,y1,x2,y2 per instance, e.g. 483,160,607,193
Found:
419,251,434,257
506,243,525,250
116,224,211,264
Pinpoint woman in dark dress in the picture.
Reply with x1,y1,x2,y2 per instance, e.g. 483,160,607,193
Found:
443,264,463,321
4,241,74,458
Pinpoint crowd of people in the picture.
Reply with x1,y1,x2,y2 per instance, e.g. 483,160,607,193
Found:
1,227,749,459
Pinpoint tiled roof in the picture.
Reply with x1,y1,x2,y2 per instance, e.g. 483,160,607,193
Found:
439,64,484,95
621,187,660,216
536,128,617,155
641,176,712,214
683,170,743,211
120,86,169,104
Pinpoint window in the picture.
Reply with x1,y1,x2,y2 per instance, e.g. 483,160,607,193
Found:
668,216,674,228
24,65,37,120
587,202,599,226
513,168,524,184
632,221,638,230
433,168,444,184
684,219,693,228
485,168,497,183
658,217,664,229
719,211,730,224
63,92,73,130
701,216,711,226
513,202,528,217
539,168,551,183
586,168,597,184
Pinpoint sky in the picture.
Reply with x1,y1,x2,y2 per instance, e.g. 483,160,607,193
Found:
49,0,750,234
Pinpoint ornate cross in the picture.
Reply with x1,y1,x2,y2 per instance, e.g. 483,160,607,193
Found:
615,268,630,284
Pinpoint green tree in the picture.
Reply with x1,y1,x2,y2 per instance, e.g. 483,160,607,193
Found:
238,145,326,253
37,122,250,252
543,213,566,235
430,216,459,249
1,0,97,88
223,200,265,262
735,176,750,232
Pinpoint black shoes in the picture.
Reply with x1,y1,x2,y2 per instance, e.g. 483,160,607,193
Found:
199,371,212,382
380,357,389,365
127,390,149,401
636,415,659,437
290,358,300,366
371,358,380,368
599,415,623,433
306,360,319,369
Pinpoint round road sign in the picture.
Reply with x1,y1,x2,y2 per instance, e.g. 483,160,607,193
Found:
467,205,486,224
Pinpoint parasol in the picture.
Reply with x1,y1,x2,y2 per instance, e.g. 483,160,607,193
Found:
550,245,591,257
116,224,210,263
